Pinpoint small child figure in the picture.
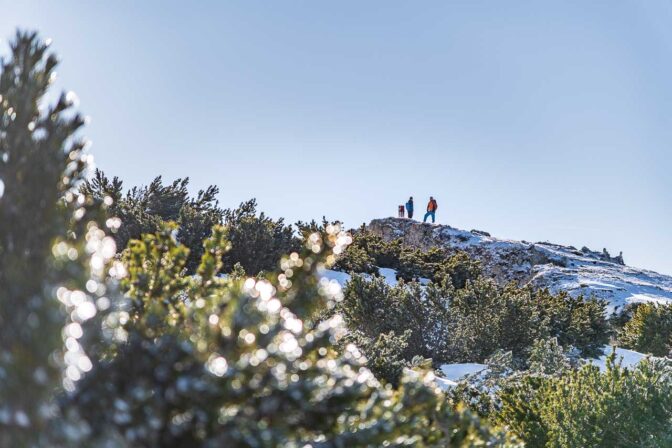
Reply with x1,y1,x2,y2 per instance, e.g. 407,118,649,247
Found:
398,205,405,218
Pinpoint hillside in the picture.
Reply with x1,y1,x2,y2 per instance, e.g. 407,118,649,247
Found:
367,217,672,314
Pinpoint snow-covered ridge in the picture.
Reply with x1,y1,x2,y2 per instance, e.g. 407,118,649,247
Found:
367,218,672,314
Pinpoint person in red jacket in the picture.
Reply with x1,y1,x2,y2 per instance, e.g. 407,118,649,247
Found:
423,196,437,223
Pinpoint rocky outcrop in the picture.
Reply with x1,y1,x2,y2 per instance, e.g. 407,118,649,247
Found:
366,218,672,313
368,218,557,285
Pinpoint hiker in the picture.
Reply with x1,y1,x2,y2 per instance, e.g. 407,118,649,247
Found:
405,196,414,219
398,205,405,218
423,196,437,223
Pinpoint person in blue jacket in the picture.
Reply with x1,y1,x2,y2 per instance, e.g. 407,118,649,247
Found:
405,196,414,219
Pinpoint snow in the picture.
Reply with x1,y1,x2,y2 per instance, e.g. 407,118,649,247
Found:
534,262,672,314
433,363,488,390
319,267,429,288
434,376,458,391
587,346,647,372
503,243,672,314
439,363,488,381
434,347,648,391
319,269,352,287
528,246,672,314
378,268,398,286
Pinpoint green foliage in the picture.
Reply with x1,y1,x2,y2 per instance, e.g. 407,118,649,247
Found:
65,224,514,446
336,227,481,288
527,338,572,375
437,251,482,289
452,285,607,360
619,303,672,357
345,226,403,268
343,329,412,385
220,198,299,275
498,354,672,447
82,175,299,277
0,31,111,445
447,280,547,362
82,169,223,273
339,276,453,366
333,243,377,274
473,279,603,360
340,274,609,380
540,290,609,358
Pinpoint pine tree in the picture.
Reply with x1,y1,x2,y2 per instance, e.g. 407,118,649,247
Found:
0,31,113,445
527,338,571,375
81,169,224,273
619,303,672,356
339,275,454,365
445,279,546,362
535,288,609,357
220,198,299,275
498,353,672,447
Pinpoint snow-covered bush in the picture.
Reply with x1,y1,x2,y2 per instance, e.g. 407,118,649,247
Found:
527,337,573,375
447,340,581,419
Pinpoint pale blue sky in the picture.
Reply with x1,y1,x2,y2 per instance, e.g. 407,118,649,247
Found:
3,1,671,274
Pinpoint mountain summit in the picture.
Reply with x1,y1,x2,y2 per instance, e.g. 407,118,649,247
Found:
367,218,672,314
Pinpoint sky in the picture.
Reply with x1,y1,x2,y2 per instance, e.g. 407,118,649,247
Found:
2,1,671,274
